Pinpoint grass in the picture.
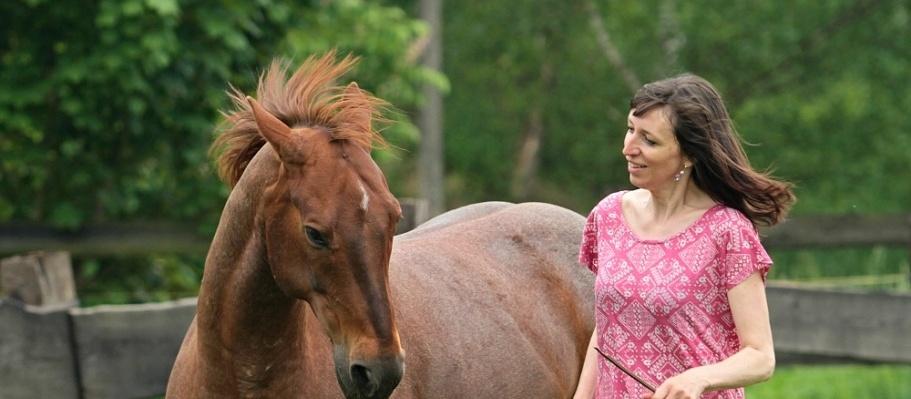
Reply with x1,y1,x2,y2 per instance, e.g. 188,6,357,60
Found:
746,364,911,398
145,365,911,398
767,246,911,292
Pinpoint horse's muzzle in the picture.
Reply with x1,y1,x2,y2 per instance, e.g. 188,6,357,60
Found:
336,350,404,399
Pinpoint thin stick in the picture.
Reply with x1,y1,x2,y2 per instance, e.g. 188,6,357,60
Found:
594,346,656,392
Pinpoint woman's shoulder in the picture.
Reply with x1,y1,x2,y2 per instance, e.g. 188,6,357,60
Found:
709,205,753,225
703,204,758,239
594,190,630,212
583,190,628,226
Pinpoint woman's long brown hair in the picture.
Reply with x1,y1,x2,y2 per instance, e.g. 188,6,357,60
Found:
630,74,795,227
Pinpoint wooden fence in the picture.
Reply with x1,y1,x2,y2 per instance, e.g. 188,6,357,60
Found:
2,267,908,399
2,209,909,255
1,207,910,398
0,198,430,256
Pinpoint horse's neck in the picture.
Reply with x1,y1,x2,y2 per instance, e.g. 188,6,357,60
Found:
196,148,308,376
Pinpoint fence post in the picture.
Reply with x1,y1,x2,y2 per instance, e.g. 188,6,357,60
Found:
0,251,80,399
1,251,77,307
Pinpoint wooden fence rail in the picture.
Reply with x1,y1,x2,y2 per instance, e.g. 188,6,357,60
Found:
0,198,431,256
2,211,910,256
762,214,911,249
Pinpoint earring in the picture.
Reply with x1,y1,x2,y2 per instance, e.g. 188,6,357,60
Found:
674,164,689,182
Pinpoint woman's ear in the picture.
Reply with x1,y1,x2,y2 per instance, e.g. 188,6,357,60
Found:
683,156,696,169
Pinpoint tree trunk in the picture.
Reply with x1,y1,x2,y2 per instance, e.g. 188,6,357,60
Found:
659,0,685,75
511,35,554,201
583,0,641,93
418,0,445,216
512,106,543,200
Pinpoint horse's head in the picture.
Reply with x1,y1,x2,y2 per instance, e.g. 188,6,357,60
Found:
246,85,404,398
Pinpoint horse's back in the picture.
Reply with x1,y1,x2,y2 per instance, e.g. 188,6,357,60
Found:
390,202,595,398
396,201,513,239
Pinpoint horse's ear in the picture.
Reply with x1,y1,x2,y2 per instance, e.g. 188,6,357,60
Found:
247,96,295,161
343,82,372,137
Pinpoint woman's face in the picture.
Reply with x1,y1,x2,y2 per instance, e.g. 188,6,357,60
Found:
623,107,689,191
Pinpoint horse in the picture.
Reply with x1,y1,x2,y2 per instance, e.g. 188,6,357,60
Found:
165,53,595,398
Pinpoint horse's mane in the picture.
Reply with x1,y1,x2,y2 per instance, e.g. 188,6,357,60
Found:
211,52,389,187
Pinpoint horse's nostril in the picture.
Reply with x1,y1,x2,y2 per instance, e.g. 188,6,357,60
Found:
350,364,378,397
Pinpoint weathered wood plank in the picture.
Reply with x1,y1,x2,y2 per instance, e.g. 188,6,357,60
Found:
762,214,911,248
0,223,211,256
2,213,909,255
1,251,77,307
768,283,911,362
0,300,79,399
69,298,197,399
0,198,433,256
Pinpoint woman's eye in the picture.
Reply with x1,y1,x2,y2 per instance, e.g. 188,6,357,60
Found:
643,137,656,145
305,226,329,248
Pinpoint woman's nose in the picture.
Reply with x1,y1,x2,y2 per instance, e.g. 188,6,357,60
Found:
622,138,638,156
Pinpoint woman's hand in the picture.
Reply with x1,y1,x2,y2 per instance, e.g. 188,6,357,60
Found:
642,369,710,399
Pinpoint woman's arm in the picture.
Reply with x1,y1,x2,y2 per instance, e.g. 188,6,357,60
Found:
573,328,599,399
647,272,775,399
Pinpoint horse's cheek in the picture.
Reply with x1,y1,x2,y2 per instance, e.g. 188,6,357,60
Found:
263,215,315,297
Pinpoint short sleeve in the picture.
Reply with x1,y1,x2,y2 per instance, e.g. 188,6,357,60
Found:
578,206,600,273
579,193,623,274
720,211,773,290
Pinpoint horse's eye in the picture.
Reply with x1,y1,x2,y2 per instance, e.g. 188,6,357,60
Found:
305,226,329,249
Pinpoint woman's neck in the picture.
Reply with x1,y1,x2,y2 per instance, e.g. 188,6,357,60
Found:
642,180,713,222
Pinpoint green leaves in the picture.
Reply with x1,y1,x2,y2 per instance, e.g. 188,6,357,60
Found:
145,0,180,17
438,0,910,214
1,0,431,303
1,0,429,226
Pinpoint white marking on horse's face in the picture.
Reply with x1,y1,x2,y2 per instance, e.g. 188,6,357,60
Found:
358,180,370,211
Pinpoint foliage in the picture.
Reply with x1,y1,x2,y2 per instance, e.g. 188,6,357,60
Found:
428,0,911,287
3,0,910,303
438,0,911,215
0,0,440,304
746,364,911,398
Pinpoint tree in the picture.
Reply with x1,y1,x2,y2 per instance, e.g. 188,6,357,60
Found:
417,0,446,215
440,0,911,215
0,0,441,304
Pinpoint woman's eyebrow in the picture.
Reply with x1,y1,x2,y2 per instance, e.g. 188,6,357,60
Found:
629,120,654,136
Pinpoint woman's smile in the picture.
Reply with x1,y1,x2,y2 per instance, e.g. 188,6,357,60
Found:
627,161,647,173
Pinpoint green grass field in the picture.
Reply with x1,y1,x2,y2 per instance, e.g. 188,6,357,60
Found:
746,364,911,398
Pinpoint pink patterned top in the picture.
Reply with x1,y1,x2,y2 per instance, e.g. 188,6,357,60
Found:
579,191,772,399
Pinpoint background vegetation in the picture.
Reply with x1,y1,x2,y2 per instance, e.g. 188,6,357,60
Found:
3,0,909,302
1,0,441,303
2,1,909,397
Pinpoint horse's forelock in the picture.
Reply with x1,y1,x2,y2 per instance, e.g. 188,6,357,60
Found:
210,52,389,187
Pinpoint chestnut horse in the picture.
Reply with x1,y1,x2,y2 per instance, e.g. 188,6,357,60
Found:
166,53,594,398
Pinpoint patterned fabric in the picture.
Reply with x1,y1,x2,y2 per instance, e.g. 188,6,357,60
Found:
579,191,772,399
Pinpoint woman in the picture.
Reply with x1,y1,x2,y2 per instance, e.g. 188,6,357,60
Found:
574,74,795,399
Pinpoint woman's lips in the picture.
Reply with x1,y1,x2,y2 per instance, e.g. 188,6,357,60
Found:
627,162,646,173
